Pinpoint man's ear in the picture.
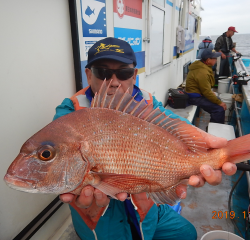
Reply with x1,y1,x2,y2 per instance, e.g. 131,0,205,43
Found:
85,68,92,85
133,68,138,85
205,59,210,65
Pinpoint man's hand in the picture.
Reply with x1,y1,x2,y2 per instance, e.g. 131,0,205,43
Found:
220,52,226,59
177,163,237,199
60,186,127,207
188,163,237,187
219,102,227,110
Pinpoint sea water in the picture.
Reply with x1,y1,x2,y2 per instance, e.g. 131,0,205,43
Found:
199,33,250,73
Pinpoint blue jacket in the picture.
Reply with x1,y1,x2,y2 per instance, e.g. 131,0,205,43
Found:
197,37,214,59
53,86,193,240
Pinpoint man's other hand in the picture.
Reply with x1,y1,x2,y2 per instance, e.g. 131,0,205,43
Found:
60,186,127,207
219,102,227,110
221,53,226,59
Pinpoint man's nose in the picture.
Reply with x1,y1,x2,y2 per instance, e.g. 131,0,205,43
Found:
109,73,120,86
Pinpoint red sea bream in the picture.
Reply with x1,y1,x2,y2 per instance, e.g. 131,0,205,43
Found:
4,81,250,207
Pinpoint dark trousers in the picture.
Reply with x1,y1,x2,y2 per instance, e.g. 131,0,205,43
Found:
219,54,230,77
188,97,225,124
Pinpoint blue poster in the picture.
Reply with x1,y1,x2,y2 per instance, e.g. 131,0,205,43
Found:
114,27,142,52
81,0,107,38
184,15,195,52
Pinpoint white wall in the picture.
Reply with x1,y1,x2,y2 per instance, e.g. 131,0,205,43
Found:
0,1,75,239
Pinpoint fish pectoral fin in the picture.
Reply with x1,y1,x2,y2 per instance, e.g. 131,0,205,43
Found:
90,172,149,199
148,179,188,206
92,181,121,199
90,172,128,199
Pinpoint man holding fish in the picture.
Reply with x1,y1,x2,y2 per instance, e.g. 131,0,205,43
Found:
53,38,237,240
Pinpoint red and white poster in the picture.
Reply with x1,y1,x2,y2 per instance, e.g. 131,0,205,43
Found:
113,0,142,19
113,0,143,52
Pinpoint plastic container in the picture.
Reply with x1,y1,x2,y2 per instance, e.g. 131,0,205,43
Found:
218,79,230,94
200,230,244,240
207,123,235,140
217,76,228,80
168,202,182,214
220,93,233,117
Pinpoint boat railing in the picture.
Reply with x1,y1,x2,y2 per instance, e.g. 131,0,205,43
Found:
231,54,250,200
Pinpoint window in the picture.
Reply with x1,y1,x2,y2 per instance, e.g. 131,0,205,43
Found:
150,6,164,70
145,0,174,74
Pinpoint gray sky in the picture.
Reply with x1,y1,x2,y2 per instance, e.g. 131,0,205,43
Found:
200,0,250,36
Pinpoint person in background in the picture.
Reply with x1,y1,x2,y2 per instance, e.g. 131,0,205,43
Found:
55,37,236,240
197,36,214,59
215,26,241,77
186,48,227,124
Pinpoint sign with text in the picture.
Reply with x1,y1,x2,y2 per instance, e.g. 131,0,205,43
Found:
113,0,142,52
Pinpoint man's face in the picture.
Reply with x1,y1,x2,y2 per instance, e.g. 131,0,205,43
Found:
85,59,138,96
228,30,235,37
206,58,217,66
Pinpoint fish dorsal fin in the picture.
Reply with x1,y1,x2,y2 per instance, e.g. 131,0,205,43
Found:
91,80,208,153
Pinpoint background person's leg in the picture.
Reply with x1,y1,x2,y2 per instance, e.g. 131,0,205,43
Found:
188,97,225,124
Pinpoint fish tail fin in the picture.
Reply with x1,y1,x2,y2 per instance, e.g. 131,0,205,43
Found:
225,134,250,163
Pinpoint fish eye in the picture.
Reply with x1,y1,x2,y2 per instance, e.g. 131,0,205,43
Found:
37,145,56,161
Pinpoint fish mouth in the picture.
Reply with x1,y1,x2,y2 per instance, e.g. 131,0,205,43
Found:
4,174,39,193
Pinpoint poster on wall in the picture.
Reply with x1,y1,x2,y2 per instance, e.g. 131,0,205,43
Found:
81,0,107,59
113,0,145,86
184,14,195,52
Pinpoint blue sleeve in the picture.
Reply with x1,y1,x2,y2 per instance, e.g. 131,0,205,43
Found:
152,96,191,125
53,98,75,121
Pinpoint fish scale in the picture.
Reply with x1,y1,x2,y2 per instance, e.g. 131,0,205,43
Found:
80,108,206,190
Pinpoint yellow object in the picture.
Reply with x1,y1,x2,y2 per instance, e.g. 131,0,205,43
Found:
232,94,243,102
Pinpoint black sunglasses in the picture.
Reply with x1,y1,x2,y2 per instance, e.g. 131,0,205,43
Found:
91,67,135,81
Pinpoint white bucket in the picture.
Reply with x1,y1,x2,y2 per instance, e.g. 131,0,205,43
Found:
218,79,230,94
220,93,233,117
201,230,244,240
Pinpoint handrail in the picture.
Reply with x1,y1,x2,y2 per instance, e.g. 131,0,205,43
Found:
232,84,243,137
232,61,250,200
